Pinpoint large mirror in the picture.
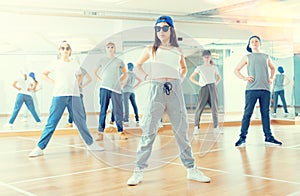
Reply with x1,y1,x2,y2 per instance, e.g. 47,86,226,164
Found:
0,13,296,133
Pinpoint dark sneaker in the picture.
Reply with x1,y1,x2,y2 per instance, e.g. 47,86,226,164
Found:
265,137,282,146
235,137,246,147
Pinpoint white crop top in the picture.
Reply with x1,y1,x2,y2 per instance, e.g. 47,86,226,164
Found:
147,47,181,79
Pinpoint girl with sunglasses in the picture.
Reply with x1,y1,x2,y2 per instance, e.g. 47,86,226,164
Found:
127,15,210,186
29,41,104,157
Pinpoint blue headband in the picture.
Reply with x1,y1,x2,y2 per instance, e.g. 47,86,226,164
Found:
155,16,174,27
29,72,35,79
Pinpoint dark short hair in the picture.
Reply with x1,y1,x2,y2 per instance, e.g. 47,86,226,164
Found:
246,35,261,52
202,50,211,56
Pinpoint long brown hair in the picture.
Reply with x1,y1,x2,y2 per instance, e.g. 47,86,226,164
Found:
152,27,179,57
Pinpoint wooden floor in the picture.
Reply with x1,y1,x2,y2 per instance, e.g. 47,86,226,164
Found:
1,123,300,196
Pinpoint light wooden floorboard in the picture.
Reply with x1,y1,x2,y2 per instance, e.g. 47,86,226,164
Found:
1,124,300,196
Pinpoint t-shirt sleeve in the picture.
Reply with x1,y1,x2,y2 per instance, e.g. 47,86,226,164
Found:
194,66,200,74
80,67,88,75
119,60,125,69
74,62,82,76
45,60,56,72
214,66,220,75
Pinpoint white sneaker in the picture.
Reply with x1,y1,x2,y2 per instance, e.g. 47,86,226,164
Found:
187,167,210,183
214,127,223,134
36,122,43,127
64,123,73,128
123,121,129,127
28,146,43,157
127,169,143,186
87,142,104,151
272,113,277,117
193,126,200,135
158,121,163,128
3,123,13,128
136,121,140,127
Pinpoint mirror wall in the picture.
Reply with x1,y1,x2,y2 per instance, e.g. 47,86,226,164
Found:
0,12,296,132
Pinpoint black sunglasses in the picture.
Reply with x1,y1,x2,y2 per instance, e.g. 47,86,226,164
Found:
154,25,170,32
60,46,71,51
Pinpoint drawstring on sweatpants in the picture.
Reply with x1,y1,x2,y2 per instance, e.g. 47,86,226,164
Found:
163,82,173,95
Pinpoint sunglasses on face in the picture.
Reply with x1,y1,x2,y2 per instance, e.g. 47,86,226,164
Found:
154,25,170,32
60,46,71,51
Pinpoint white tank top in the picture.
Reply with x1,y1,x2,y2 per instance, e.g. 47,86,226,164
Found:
147,47,181,79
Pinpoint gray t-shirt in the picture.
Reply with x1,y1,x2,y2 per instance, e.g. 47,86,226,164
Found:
273,74,285,92
194,64,220,85
96,56,125,94
246,53,270,91
122,71,136,93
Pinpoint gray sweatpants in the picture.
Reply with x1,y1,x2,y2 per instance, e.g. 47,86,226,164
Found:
135,80,194,170
194,83,219,128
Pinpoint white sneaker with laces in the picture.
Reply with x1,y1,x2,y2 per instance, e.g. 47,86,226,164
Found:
127,169,143,186
87,142,104,151
28,146,43,157
193,126,200,135
187,167,210,183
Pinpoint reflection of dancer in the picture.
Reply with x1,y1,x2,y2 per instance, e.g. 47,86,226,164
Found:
127,15,210,186
122,62,142,125
28,41,104,157
290,76,298,116
94,42,128,141
22,72,41,122
234,35,282,147
65,67,92,128
272,66,290,117
4,69,41,128
189,50,221,135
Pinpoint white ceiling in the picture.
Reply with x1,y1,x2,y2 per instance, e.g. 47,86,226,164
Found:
0,0,300,54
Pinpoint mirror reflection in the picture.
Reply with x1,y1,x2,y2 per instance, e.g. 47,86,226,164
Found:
0,21,296,133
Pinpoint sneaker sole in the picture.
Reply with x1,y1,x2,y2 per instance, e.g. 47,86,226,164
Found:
28,153,43,157
127,180,142,186
127,182,141,186
265,142,282,146
235,143,246,147
88,148,105,151
187,177,210,183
